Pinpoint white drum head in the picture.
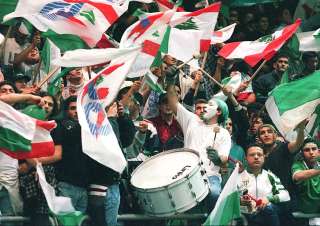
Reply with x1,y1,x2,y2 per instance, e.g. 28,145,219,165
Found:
131,150,199,189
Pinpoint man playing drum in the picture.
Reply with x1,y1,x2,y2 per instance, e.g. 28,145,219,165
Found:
165,65,231,206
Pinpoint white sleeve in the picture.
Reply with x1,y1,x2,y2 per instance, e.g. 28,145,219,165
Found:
215,128,231,158
176,102,197,134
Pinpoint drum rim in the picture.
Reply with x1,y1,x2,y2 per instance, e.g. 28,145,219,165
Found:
130,149,201,191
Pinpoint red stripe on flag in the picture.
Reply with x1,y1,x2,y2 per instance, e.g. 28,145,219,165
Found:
65,0,119,24
200,39,211,52
96,34,116,48
99,63,124,77
35,120,57,131
218,42,241,58
0,141,55,159
184,2,221,17
213,31,223,37
245,19,301,67
142,40,160,56
128,13,164,41
156,0,185,11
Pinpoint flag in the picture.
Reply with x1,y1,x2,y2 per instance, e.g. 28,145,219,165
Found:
4,0,150,47
204,164,241,226
120,9,175,78
144,71,165,94
0,0,18,23
297,29,320,52
211,23,236,44
170,2,221,52
0,101,56,159
266,70,320,136
77,48,140,173
218,19,301,67
0,33,4,45
52,46,141,67
155,0,184,12
48,67,73,96
213,71,242,101
41,38,61,78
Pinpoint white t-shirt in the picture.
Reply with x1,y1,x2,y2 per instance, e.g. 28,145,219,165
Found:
0,152,18,189
1,38,25,66
176,103,231,177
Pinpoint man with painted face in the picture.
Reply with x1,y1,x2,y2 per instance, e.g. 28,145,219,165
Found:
165,66,231,204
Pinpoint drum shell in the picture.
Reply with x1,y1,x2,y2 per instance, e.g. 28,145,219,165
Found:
131,149,209,217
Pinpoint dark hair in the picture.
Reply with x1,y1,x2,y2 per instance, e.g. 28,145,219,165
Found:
158,93,168,105
302,138,319,149
63,96,77,111
302,51,318,63
39,91,58,118
273,53,289,63
195,98,208,105
0,80,19,93
245,143,264,155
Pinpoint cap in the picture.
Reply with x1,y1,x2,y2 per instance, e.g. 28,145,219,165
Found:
12,73,31,83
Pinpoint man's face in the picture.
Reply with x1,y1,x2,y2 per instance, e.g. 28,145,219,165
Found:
273,57,289,73
306,57,319,72
302,142,319,164
26,47,40,65
258,126,277,146
159,102,173,116
15,80,27,91
195,102,206,117
42,96,54,119
163,55,176,66
250,117,263,134
67,101,78,120
259,17,269,31
246,146,265,170
200,100,219,123
175,86,181,102
0,84,15,96
225,118,233,135
66,68,83,84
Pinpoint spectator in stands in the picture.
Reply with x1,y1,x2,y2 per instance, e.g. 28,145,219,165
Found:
51,96,89,212
61,68,86,100
253,53,289,104
292,138,320,213
292,51,319,81
239,144,290,226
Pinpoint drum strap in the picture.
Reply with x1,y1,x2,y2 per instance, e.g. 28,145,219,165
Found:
88,184,108,196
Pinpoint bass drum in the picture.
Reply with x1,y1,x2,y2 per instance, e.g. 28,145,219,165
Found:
130,149,209,217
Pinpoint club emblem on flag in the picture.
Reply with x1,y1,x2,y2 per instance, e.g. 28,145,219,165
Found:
40,1,84,21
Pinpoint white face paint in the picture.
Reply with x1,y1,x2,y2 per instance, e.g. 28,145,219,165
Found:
200,100,218,123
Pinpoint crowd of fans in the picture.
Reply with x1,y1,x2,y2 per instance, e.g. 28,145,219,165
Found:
0,1,319,226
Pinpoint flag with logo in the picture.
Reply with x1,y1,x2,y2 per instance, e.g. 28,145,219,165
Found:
77,48,140,173
204,164,241,226
4,0,151,47
218,19,301,67
266,70,320,137
0,100,56,159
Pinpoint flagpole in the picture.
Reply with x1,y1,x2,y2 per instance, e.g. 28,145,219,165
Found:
198,67,223,88
194,52,208,96
248,59,268,83
37,66,61,88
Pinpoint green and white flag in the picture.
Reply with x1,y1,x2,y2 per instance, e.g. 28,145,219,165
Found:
266,70,320,136
41,38,61,75
296,29,320,52
144,71,165,94
204,164,241,226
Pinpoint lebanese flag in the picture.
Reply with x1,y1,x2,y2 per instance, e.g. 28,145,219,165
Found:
77,48,140,173
155,0,185,12
0,101,56,159
120,9,175,77
4,0,151,47
169,2,221,52
218,19,301,67
211,23,236,44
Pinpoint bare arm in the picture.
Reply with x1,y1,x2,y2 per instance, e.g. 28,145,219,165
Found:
0,93,43,105
293,169,320,182
288,120,306,153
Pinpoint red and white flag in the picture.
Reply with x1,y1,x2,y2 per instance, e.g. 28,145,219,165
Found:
211,23,236,44
155,0,184,12
0,101,56,159
120,9,175,77
77,48,140,173
218,19,301,67
4,0,151,47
